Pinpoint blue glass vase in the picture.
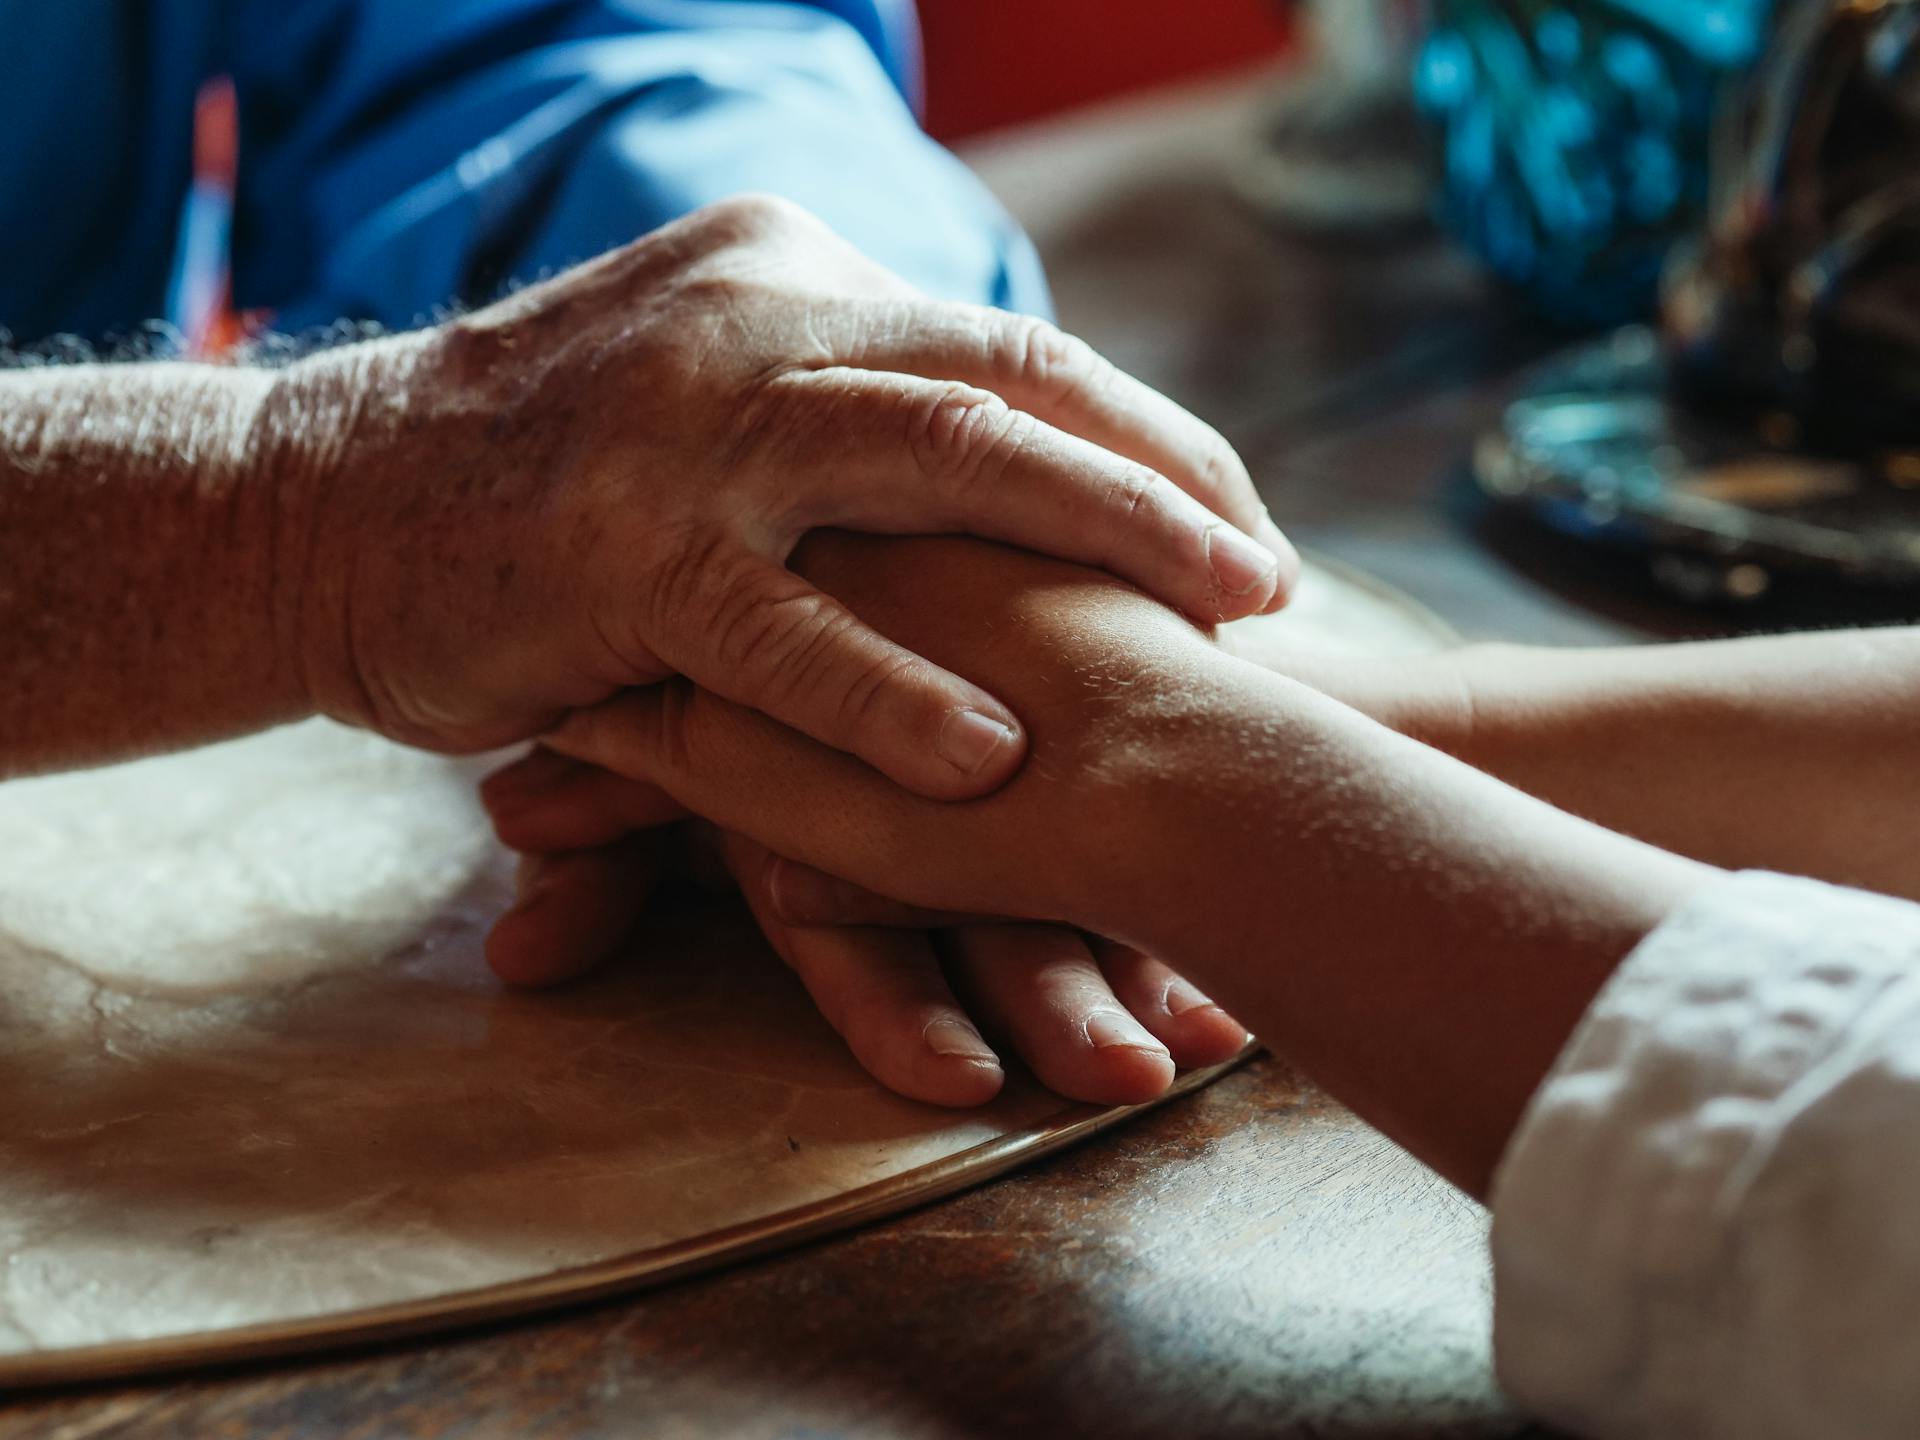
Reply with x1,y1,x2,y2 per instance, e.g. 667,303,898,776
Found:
1417,0,1776,326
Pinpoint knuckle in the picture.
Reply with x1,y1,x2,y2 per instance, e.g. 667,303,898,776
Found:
707,566,865,716
697,192,817,244
669,270,752,312
1103,464,1167,527
712,572,829,681
705,561,918,741
827,647,924,738
908,382,1021,490
1006,317,1103,403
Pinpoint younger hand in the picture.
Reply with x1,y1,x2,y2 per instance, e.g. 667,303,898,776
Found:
482,750,1250,1108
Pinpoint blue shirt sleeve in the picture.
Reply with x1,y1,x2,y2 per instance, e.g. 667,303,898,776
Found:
224,0,1050,333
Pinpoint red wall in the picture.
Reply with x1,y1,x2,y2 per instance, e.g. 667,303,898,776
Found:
918,0,1296,141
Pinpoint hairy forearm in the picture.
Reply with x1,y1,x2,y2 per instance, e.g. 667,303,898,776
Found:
1235,626,1920,902
1095,656,1713,1198
0,363,306,774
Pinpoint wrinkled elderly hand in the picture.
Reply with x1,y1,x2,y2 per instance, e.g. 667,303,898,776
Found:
271,194,1295,797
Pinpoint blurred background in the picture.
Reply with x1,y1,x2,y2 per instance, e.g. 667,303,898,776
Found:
178,1,1920,625
916,0,1297,141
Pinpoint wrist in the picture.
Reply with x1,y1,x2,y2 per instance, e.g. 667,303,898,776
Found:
1214,620,1480,757
254,332,431,732
1053,653,1320,953
203,365,310,716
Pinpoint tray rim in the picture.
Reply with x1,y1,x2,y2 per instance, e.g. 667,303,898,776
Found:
0,1050,1255,1390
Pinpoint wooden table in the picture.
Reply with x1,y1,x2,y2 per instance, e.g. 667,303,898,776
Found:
0,73,1650,1440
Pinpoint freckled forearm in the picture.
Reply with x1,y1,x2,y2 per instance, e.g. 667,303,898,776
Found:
0,363,311,775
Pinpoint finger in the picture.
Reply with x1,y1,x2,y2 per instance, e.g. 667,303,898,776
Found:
768,368,1296,622
763,855,980,930
713,831,1006,1108
481,748,689,852
486,839,663,987
837,302,1293,571
944,924,1175,1106
1090,939,1252,1070
784,925,1008,1108
547,685,1014,920
656,550,1028,802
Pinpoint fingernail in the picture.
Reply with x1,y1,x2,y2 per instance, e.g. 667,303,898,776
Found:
1164,979,1217,1016
936,708,1018,778
925,1016,999,1063
1208,525,1281,599
1084,1009,1167,1055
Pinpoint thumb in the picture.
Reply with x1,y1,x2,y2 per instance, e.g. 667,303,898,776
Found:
652,553,1028,800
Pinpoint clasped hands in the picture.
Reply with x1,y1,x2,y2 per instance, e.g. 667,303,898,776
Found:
482,534,1260,1108
291,193,1306,1108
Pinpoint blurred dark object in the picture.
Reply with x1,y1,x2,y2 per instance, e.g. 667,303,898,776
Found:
1665,0,1920,450
1419,0,1773,326
1235,1,1431,235
1477,325,1920,604
1475,1,1920,608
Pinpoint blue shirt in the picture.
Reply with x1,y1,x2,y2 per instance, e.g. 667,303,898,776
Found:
0,0,1046,347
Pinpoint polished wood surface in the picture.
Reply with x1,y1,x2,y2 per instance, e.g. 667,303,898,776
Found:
0,72,1612,1438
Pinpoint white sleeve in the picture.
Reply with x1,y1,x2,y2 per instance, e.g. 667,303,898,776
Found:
1489,871,1920,1440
